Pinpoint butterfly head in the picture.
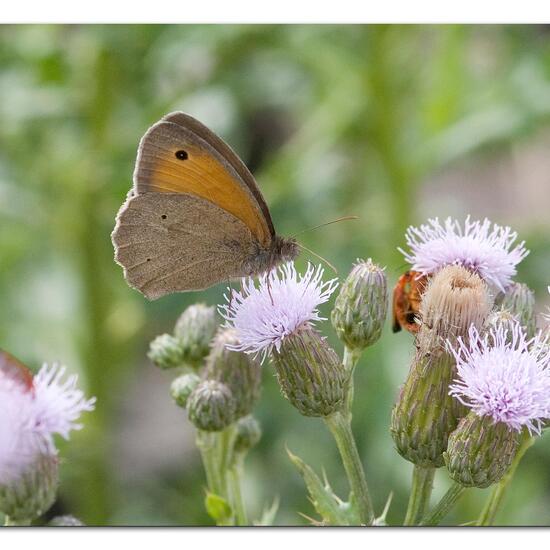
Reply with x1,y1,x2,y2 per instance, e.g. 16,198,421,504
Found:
272,236,300,266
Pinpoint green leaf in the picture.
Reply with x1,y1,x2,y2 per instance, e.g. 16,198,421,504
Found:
287,447,355,526
205,492,233,524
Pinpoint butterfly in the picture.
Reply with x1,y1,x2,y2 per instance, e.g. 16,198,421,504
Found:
111,112,300,300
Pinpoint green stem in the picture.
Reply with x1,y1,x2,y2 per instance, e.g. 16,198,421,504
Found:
4,517,31,526
404,466,435,525
324,410,375,525
342,347,361,417
196,431,225,498
228,454,248,526
477,434,535,526
420,482,466,526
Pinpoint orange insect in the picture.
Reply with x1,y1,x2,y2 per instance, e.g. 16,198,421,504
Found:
392,271,430,334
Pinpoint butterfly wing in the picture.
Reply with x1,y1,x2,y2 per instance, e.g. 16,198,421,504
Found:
134,111,274,248
112,192,260,300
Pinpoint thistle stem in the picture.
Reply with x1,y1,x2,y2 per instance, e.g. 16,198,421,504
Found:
404,465,435,525
228,454,248,526
196,430,225,498
420,482,466,526
342,347,361,416
4,516,31,526
477,434,535,526
325,410,375,525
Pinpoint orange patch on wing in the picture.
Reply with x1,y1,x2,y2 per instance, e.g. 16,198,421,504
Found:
139,144,271,247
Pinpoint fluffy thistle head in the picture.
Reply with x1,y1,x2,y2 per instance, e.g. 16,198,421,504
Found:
448,323,550,435
0,353,94,521
399,216,528,292
220,262,338,361
417,265,493,352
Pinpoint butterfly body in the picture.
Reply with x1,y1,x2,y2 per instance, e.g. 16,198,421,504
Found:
112,112,299,300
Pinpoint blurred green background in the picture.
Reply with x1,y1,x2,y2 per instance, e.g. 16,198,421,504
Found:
1,24,550,526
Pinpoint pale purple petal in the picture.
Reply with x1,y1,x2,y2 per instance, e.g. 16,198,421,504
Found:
448,323,550,434
32,364,96,446
219,262,338,361
0,363,95,485
399,216,528,291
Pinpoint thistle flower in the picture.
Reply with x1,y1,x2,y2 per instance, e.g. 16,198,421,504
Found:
0,354,95,521
220,262,338,361
331,258,388,351
399,216,528,292
220,262,345,417
391,266,492,467
493,282,536,338
448,323,550,435
170,373,201,408
204,328,262,419
174,304,218,368
187,380,236,432
147,333,185,370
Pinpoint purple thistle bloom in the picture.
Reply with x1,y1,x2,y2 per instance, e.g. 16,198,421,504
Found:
219,262,338,361
448,323,550,435
0,363,95,484
399,216,528,292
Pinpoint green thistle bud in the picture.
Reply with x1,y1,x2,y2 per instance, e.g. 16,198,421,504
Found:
170,372,201,408
444,412,520,488
187,379,236,432
0,455,58,522
331,258,387,351
205,328,262,419
233,415,262,454
391,266,492,468
495,282,536,338
174,304,218,367
48,515,84,526
271,325,346,417
147,333,185,370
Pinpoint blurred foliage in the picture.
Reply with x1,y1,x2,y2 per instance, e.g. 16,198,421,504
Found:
0,24,550,525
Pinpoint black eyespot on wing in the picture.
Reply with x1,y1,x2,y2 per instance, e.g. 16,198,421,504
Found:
175,150,188,160
161,214,167,220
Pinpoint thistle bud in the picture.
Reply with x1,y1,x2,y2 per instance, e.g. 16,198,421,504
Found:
444,413,520,488
147,333,185,370
205,328,261,419
170,372,201,408
187,379,236,432
0,454,58,523
331,259,387,350
391,266,493,467
233,415,262,454
174,304,218,367
495,282,536,338
271,325,346,417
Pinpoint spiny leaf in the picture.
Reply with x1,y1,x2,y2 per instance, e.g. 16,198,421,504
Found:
287,447,355,525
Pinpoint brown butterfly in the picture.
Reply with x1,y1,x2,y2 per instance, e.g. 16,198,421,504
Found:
111,112,299,300
392,270,429,334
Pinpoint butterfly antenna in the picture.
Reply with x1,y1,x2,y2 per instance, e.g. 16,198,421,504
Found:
296,242,338,275
291,215,358,238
